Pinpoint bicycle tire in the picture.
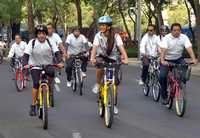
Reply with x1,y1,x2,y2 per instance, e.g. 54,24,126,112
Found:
72,70,77,92
175,82,186,117
15,69,24,92
42,86,48,130
77,70,83,96
104,86,114,128
143,76,149,96
98,91,104,118
152,73,160,102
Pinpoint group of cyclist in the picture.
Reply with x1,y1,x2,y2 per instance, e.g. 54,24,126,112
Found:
139,23,197,105
7,16,127,116
6,15,198,118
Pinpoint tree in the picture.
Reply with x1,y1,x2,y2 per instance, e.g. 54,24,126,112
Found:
187,0,200,60
27,0,34,39
74,0,82,28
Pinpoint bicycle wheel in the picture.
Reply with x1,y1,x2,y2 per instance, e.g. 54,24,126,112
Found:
104,86,114,128
42,86,48,130
114,85,118,106
143,76,149,96
152,74,160,102
77,70,83,96
49,85,54,107
15,69,24,92
98,90,104,118
72,70,76,92
175,82,186,117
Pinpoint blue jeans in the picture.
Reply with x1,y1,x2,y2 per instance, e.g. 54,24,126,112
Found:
159,57,186,99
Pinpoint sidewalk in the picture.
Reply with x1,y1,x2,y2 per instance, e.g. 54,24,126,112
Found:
128,58,200,77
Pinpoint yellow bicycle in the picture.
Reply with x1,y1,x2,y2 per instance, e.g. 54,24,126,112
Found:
98,61,118,128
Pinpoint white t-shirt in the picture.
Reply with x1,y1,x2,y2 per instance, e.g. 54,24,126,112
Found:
93,32,123,60
161,33,192,60
65,34,88,55
8,41,27,58
47,33,63,47
140,33,161,57
24,39,59,66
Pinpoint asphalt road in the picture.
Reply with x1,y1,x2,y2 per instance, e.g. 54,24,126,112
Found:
0,62,200,138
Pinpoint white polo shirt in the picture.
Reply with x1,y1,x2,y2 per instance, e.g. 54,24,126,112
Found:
65,33,88,55
140,33,161,57
47,33,63,47
24,39,59,66
161,33,192,60
8,41,27,58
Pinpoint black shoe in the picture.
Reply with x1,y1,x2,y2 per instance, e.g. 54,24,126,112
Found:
29,105,37,116
161,98,169,105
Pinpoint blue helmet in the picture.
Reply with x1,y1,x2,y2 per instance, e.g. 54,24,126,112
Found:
98,16,112,25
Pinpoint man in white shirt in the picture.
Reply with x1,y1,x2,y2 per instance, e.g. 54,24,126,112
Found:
65,28,89,87
139,24,161,85
8,34,27,67
47,23,66,58
160,23,197,104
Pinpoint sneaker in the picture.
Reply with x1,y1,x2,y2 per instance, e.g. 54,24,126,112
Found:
82,72,87,78
138,79,144,85
114,106,119,115
92,84,100,94
67,81,72,87
29,105,36,116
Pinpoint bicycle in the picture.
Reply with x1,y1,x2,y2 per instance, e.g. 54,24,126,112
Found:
166,62,192,117
115,61,123,86
27,64,60,129
97,60,120,128
71,52,86,96
12,58,29,92
143,56,160,102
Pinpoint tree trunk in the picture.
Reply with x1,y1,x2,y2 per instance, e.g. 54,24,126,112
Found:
11,22,20,40
194,1,200,60
118,0,131,40
27,0,34,39
74,0,82,29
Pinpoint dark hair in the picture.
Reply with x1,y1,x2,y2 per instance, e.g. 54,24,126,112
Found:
147,24,156,30
106,27,115,56
47,23,54,28
15,33,21,38
73,27,80,32
171,23,182,31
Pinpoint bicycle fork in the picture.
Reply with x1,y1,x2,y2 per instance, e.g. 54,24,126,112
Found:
38,83,50,108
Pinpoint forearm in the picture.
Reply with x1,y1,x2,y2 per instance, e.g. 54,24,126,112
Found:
119,46,128,61
91,46,97,60
186,47,196,60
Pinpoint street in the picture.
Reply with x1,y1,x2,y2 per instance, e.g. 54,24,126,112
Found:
0,62,200,138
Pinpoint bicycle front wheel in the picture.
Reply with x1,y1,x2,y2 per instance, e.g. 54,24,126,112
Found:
77,70,83,96
143,77,149,96
104,86,114,128
42,86,48,130
175,82,186,117
15,69,24,92
72,70,76,92
152,74,160,102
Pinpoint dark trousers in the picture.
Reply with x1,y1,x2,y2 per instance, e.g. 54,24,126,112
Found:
65,56,88,81
159,57,186,99
141,57,150,82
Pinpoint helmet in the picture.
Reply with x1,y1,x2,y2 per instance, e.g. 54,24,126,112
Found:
98,16,112,25
35,25,48,36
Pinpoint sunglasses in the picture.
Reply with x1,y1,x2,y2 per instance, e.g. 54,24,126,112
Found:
148,29,154,32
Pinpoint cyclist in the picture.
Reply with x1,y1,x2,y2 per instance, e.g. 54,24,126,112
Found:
90,16,128,114
8,34,27,67
159,25,170,42
139,24,161,85
65,27,89,87
160,23,198,105
23,25,64,116
47,23,66,58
